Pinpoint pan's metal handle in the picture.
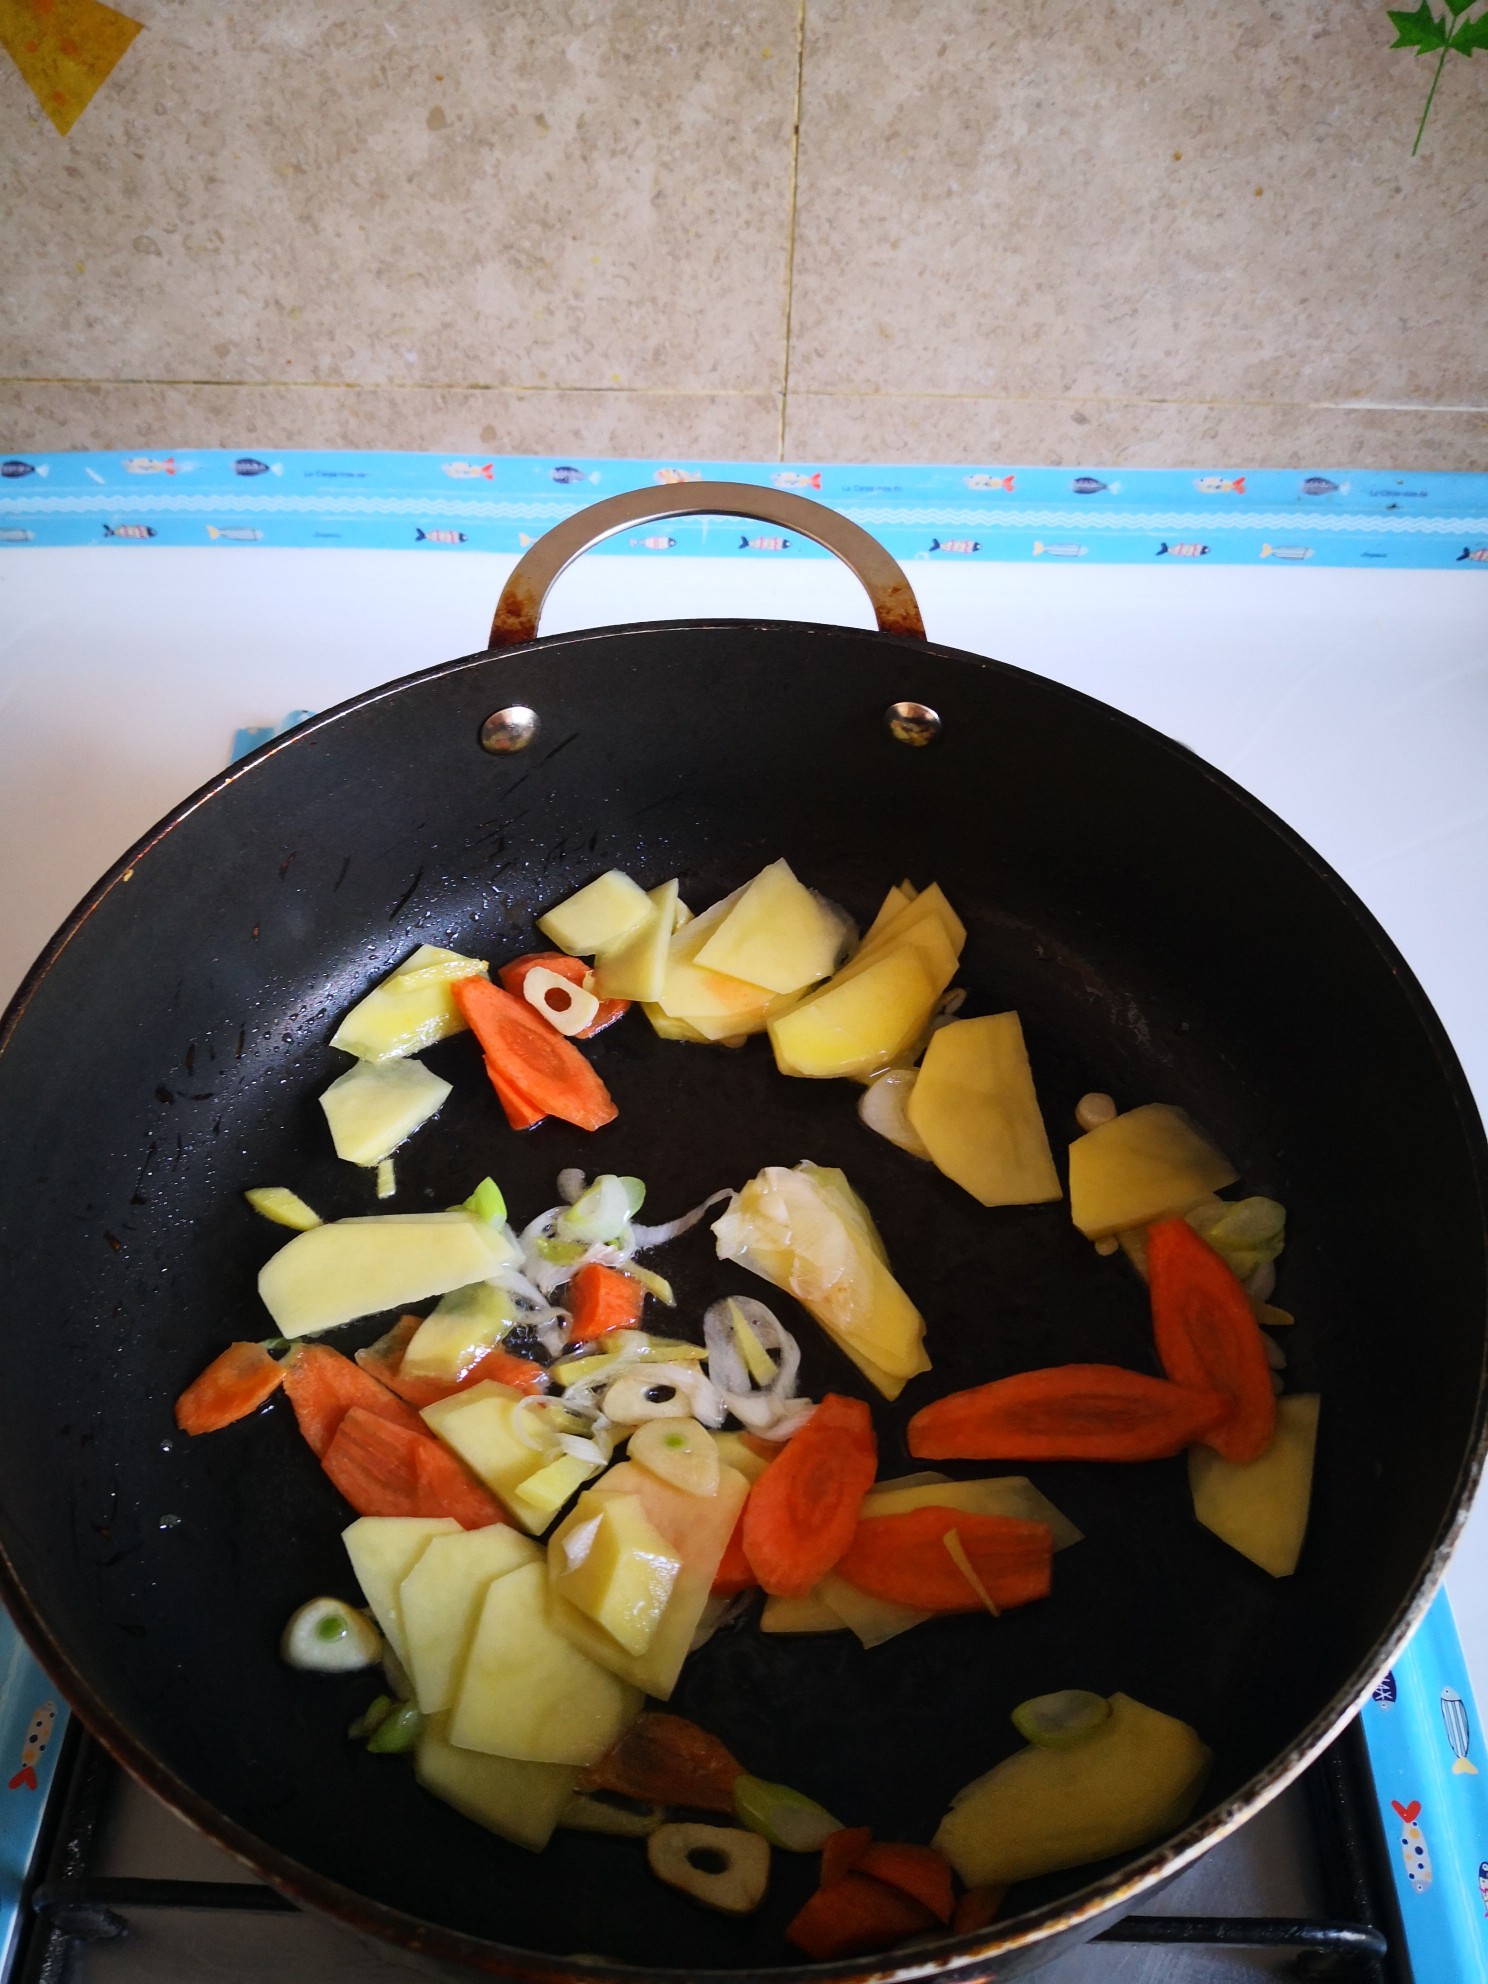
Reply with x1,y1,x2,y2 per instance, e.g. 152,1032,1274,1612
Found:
488,481,926,647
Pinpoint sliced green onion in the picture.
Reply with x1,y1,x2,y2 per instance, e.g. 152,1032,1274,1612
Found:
1011,1689,1111,1748
558,1174,634,1245
257,1337,293,1355
732,1774,842,1852
366,1701,424,1754
536,1234,588,1266
348,1694,395,1741
619,1176,646,1218
316,1612,348,1643
244,1185,322,1231
375,1157,396,1200
280,1597,381,1672
729,1299,777,1388
463,1176,507,1226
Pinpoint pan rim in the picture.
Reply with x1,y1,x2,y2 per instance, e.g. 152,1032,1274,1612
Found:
2,613,1486,1979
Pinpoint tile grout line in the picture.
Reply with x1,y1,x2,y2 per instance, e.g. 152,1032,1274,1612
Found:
3,377,1484,417
776,0,808,462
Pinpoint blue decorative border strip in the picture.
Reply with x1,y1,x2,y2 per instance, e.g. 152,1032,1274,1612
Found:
0,1611,66,1982
1363,1588,1488,1981
2,453,1485,568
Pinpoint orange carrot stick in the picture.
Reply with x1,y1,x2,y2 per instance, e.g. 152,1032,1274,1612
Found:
568,1260,645,1343
856,1842,955,1924
820,1826,873,1887
174,1342,284,1435
1148,1217,1277,1463
908,1364,1231,1463
281,1343,426,1459
952,1884,1007,1934
836,1508,1053,1613
710,1508,756,1596
321,1405,507,1528
454,976,617,1132
742,1393,878,1598
497,952,628,1038
787,1873,936,1960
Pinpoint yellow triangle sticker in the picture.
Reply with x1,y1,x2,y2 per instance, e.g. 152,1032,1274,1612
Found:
0,0,143,137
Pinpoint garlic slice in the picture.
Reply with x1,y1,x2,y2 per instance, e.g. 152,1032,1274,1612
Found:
522,965,601,1037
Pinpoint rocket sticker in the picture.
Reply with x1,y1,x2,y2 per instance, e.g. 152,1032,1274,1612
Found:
1391,1799,1432,1893
8,1700,56,1791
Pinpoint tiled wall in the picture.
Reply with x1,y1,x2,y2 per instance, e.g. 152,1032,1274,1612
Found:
2,0,1485,466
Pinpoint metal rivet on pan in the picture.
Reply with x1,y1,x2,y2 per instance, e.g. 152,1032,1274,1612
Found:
480,705,539,754
885,700,942,746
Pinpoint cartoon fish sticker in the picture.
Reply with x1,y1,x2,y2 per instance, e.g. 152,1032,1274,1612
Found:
206,526,263,542
1157,542,1209,557
8,1700,56,1791
772,471,822,491
1458,547,1488,563
965,474,1015,492
442,461,494,480
631,536,676,551
740,535,789,551
233,457,281,477
930,538,980,554
1372,1671,1398,1709
1032,541,1086,558
102,524,156,539
1301,477,1343,497
1072,476,1116,495
1,458,46,478
1195,476,1246,494
1479,1860,1488,1917
122,455,186,475
1261,544,1312,561
1441,1687,1478,1774
654,467,702,485
415,528,466,545
1391,1800,1431,1893
0,528,35,542
550,465,600,485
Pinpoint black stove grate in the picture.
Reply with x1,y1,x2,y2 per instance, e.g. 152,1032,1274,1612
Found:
11,1718,1404,1983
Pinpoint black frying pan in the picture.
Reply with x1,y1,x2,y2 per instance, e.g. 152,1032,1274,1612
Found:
1,486,1485,1980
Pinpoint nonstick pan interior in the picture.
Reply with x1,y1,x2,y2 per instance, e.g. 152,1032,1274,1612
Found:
0,619,1484,1975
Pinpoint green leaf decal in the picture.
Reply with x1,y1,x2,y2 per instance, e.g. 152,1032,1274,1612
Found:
1389,2,1448,48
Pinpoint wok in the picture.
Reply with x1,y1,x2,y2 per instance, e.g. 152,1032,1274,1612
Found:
0,485,1484,1980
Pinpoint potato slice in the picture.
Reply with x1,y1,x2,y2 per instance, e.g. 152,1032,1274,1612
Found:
550,1493,683,1655
863,1476,1082,1551
330,945,488,1062
1189,1394,1320,1577
817,1573,929,1648
768,948,938,1081
693,859,845,994
853,883,966,965
402,1281,517,1381
422,1383,568,1534
449,1562,642,1765
760,1590,847,1634
415,1715,576,1852
592,879,679,1003
631,1417,721,1498
400,1524,540,1713
546,1461,748,1698
934,1693,1211,1887
259,1212,515,1339
907,1013,1062,1206
1068,1103,1238,1239
342,1515,461,1666
538,870,654,956
319,1056,451,1168
862,882,914,946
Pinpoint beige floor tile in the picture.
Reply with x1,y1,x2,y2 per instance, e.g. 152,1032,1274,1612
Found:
785,394,1488,470
0,1,798,394
0,379,782,456
789,0,1488,411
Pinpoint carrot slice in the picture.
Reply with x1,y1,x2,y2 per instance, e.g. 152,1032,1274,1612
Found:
837,1507,1053,1613
454,977,618,1132
281,1343,427,1458
952,1884,1007,1934
355,1315,548,1406
576,1712,741,1813
820,1826,873,1887
908,1364,1231,1463
742,1393,878,1598
321,1405,507,1528
710,1508,757,1596
568,1261,645,1343
1148,1216,1277,1463
174,1342,284,1435
498,952,629,1039
856,1842,955,1924
787,1873,936,1961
